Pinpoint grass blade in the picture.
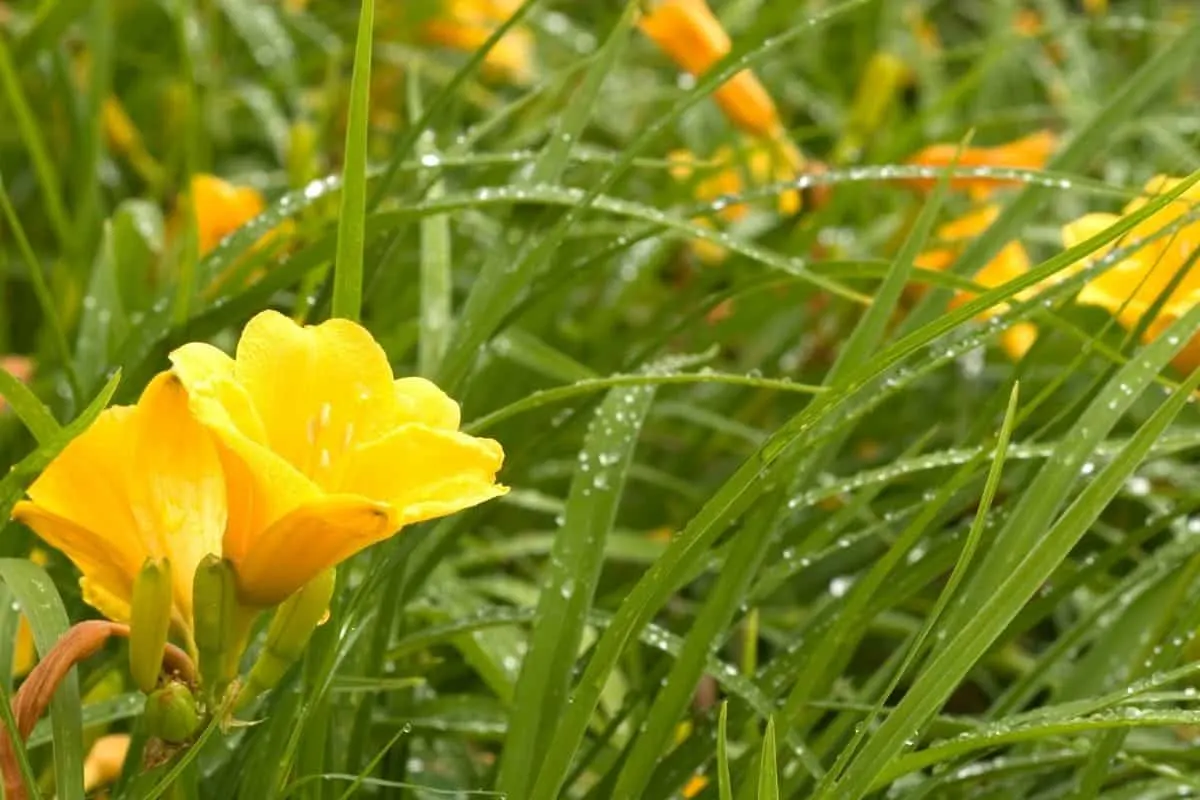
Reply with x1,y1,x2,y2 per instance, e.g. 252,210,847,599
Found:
0,368,60,445
497,378,657,798
330,0,374,322
0,559,85,800
756,717,779,800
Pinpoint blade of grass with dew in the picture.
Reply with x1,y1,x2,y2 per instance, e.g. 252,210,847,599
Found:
330,0,374,321
0,559,85,800
812,384,1021,796
611,498,798,800
412,81,452,377
823,338,1200,800
0,369,60,445
496,377,657,798
0,38,72,252
434,0,639,392
72,0,112,255
0,174,81,404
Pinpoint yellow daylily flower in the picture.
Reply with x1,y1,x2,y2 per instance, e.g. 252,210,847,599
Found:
639,0,785,139
1062,175,1200,373
169,310,507,606
915,205,1041,360
12,373,225,638
422,0,535,85
189,174,266,257
682,774,709,798
668,140,804,264
903,130,1058,201
83,734,131,793
12,312,506,625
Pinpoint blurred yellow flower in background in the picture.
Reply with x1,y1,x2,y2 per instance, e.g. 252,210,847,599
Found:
916,206,1041,360
170,311,507,606
11,374,225,639
904,130,1058,200
189,174,266,257
1062,175,1200,372
668,139,804,264
83,734,131,794
422,0,535,84
639,0,786,139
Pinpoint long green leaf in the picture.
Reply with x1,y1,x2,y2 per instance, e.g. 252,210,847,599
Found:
497,377,657,798
330,0,374,321
0,560,84,800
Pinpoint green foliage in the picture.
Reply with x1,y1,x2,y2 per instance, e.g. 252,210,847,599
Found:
3,1,1200,798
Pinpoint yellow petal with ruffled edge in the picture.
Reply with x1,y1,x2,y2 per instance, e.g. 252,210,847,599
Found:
339,424,506,511
234,497,396,607
230,310,403,483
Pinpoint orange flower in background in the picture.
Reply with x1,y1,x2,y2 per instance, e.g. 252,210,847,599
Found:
189,174,266,256
904,130,1057,200
422,0,535,84
639,0,785,139
83,734,131,793
1061,175,1200,372
668,139,804,264
170,310,506,606
916,206,1041,360
682,774,709,798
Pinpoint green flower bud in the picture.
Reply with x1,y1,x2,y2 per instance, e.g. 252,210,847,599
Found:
129,557,173,694
144,681,201,744
192,556,256,702
236,569,335,710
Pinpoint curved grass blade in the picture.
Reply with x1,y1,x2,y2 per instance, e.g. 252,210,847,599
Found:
0,368,60,445
825,335,1200,799
497,376,657,798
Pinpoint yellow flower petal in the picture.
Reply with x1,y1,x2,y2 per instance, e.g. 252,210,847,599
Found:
1061,212,1119,251
13,503,139,621
394,377,462,430
11,373,226,633
235,497,397,607
191,175,265,256
339,424,506,512
83,734,131,793
231,310,402,482
170,342,269,443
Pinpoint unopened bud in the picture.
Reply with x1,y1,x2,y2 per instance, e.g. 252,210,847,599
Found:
193,556,255,702
129,557,173,694
144,681,201,744
237,569,335,710
836,51,912,162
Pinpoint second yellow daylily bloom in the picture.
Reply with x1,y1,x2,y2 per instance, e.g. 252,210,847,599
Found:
170,310,507,606
915,205,1041,360
1062,175,1200,372
639,0,785,138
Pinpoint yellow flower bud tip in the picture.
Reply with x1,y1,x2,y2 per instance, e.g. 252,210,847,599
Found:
846,51,912,137
145,681,202,744
638,0,784,137
130,557,175,694
83,734,132,793
238,569,336,710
